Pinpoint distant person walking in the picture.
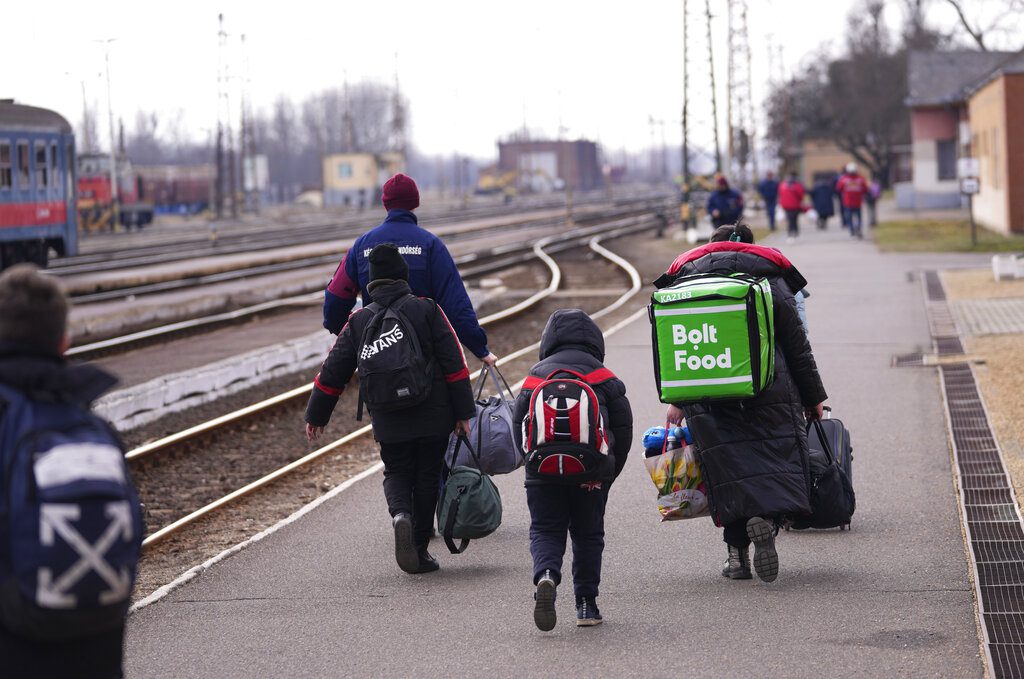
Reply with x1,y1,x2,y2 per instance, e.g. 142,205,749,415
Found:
657,224,827,584
836,163,868,239
706,176,744,228
306,244,476,575
777,171,806,243
757,171,780,232
810,177,836,230
323,173,498,367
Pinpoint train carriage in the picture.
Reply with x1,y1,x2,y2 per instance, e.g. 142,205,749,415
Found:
0,100,77,269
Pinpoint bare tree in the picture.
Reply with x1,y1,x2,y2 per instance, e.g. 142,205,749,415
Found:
764,0,910,184
944,0,1024,51
78,101,100,154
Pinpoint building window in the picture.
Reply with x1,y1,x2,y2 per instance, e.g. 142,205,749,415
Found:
0,142,11,189
936,139,956,181
338,163,352,179
16,141,29,189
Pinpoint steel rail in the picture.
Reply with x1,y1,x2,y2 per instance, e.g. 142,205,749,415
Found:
69,213,654,359
138,221,651,548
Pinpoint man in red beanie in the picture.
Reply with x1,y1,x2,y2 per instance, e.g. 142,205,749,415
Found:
324,173,497,366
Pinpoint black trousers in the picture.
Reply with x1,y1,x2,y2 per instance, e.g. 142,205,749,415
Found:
785,209,801,236
723,518,779,549
526,483,608,600
378,436,449,549
723,519,751,549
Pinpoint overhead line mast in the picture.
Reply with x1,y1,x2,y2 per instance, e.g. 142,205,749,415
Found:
705,0,722,174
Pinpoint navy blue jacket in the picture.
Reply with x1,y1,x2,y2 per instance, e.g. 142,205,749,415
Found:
810,182,836,218
706,188,744,224
757,179,779,205
323,209,489,359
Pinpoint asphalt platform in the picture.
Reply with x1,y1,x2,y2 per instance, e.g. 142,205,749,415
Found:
126,226,990,678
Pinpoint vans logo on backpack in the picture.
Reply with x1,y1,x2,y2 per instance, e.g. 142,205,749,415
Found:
359,323,405,360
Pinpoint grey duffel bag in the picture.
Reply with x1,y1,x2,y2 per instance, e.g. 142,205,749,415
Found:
446,366,522,475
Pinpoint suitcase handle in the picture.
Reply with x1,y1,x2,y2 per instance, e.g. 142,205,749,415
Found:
811,418,837,466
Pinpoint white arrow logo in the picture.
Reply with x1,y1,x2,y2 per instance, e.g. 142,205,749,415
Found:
37,502,134,609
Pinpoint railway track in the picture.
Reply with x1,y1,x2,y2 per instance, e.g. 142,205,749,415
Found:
63,202,665,305
54,192,668,275
66,211,661,358
127,218,652,551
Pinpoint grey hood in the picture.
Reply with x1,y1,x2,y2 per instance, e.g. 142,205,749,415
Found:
538,309,605,362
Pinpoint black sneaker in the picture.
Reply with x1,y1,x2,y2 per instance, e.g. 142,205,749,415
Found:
533,570,557,631
392,513,419,574
746,516,779,583
414,548,440,574
575,597,603,627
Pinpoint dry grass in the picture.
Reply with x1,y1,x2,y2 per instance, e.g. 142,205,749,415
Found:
942,268,1024,301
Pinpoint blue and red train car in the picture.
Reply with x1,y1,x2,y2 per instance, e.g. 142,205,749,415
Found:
0,100,77,269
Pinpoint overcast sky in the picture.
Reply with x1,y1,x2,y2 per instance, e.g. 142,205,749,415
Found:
4,0,1008,160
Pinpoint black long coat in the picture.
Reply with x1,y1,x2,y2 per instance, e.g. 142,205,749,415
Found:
656,242,828,526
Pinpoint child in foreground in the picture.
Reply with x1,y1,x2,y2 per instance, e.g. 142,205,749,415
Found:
513,309,633,630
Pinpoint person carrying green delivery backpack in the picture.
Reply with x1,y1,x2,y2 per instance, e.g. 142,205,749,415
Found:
655,225,827,583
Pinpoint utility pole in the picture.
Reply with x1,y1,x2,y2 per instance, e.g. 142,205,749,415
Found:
79,81,92,152
98,39,120,231
705,0,722,174
726,0,735,179
682,0,691,225
742,2,758,182
215,15,225,219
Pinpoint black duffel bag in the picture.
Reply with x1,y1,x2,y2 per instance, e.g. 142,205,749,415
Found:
790,418,855,530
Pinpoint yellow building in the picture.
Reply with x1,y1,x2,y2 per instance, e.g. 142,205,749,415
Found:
796,139,860,186
322,152,404,208
967,58,1024,235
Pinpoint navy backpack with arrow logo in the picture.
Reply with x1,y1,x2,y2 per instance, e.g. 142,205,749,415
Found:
0,384,143,640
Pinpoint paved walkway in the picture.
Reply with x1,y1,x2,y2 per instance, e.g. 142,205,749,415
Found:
126,227,988,677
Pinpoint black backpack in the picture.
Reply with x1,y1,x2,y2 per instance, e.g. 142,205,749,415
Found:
356,295,433,415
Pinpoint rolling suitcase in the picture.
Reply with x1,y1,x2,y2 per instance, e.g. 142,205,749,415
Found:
790,407,855,531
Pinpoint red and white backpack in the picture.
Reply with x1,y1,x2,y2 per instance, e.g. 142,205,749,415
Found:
522,369,611,481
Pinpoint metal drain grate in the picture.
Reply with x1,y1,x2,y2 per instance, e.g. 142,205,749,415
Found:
941,363,1024,677
891,352,924,367
924,270,947,301
935,336,965,356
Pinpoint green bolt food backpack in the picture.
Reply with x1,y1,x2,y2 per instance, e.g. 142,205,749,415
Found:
649,273,775,403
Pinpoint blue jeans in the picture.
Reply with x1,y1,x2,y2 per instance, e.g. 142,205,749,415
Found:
765,201,777,230
844,207,863,236
527,483,608,599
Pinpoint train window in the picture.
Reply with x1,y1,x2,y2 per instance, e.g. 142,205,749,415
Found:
17,141,29,189
35,141,49,189
0,142,11,189
66,143,74,199
50,143,62,197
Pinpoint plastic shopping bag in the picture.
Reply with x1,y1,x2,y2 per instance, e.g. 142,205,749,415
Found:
643,432,708,521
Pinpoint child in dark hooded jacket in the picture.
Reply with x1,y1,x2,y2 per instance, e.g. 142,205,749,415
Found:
512,309,632,631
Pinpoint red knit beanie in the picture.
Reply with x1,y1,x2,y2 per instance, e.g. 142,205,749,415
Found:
381,173,420,211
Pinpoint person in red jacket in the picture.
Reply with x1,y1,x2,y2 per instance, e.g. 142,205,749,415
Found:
836,163,868,239
777,171,806,242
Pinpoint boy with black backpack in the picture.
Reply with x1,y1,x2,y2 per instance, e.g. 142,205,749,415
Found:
0,265,142,679
305,243,475,575
513,309,633,630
